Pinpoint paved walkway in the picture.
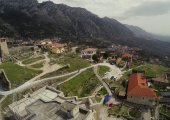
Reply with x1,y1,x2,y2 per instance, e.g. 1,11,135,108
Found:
94,66,120,105
141,108,151,120
155,105,160,120
94,66,112,95
0,63,123,96
26,59,45,67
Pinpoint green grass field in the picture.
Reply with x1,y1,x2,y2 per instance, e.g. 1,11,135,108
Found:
22,56,45,65
58,68,100,97
56,54,91,72
134,64,169,78
95,96,102,103
109,80,126,94
129,108,141,119
1,95,12,110
0,62,42,87
98,66,110,77
31,62,44,68
98,87,108,95
41,54,91,78
108,105,129,116
119,64,169,82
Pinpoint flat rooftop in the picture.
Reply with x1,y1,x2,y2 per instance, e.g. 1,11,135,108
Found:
9,87,90,120
9,88,59,117
26,100,89,120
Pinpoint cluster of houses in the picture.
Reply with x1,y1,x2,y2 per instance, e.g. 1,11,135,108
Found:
33,40,136,69
80,44,135,67
36,40,68,54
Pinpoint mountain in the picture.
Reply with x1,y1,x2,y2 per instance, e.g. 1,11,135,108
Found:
0,0,133,39
125,25,170,42
0,0,170,57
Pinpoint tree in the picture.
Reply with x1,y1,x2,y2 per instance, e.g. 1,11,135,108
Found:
103,52,109,59
92,54,99,63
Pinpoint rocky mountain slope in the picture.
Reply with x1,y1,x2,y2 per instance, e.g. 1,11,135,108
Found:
125,25,170,42
0,0,133,39
0,0,170,57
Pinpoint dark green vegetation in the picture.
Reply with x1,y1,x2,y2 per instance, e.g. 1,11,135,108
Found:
98,66,110,77
134,64,169,78
129,108,141,119
160,105,170,118
22,56,45,65
58,69,100,97
0,62,42,87
159,114,170,120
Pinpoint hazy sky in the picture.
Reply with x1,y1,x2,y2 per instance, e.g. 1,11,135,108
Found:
38,0,170,36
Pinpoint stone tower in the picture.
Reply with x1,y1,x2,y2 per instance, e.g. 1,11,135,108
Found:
0,38,9,59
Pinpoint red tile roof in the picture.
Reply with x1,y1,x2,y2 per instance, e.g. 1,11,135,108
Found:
127,73,157,97
122,53,133,58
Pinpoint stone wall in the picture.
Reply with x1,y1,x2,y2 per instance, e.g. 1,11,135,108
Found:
127,96,156,106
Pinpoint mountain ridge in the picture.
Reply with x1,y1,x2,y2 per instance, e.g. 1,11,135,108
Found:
0,0,170,57
125,24,170,42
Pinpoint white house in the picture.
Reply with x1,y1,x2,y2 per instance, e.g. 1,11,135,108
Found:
81,48,97,61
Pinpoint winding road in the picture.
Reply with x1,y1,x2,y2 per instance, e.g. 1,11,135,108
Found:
0,63,122,96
